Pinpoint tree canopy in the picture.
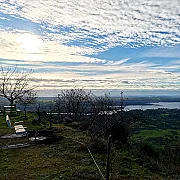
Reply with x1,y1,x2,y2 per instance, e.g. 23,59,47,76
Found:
0,65,36,106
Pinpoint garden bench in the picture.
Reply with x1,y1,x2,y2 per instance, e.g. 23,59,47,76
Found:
6,115,27,135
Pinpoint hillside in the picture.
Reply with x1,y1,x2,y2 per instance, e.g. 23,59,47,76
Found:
0,109,180,179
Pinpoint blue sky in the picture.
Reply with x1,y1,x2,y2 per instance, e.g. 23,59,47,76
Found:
0,0,180,96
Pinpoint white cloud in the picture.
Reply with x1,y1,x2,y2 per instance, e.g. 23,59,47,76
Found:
105,58,130,66
0,30,106,63
0,0,180,49
0,0,180,92
23,59,180,91
31,73,180,91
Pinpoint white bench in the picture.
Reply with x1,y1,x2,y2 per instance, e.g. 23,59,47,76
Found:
6,115,27,135
14,125,27,135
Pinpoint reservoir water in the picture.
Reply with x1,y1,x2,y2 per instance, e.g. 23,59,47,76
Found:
126,102,180,110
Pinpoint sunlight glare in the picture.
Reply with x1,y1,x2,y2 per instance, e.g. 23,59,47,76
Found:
17,34,43,53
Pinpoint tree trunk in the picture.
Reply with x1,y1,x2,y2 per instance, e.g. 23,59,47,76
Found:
10,100,14,106
24,105,27,119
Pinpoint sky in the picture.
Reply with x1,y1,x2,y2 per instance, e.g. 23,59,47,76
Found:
0,0,180,96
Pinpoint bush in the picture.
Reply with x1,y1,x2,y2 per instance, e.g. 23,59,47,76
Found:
41,134,59,144
111,123,129,146
68,122,79,129
138,141,159,158
88,139,107,154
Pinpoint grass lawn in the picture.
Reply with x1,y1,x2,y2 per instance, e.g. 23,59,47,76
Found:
0,112,169,179
131,129,172,140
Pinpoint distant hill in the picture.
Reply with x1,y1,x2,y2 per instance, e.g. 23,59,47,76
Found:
1,96,180,111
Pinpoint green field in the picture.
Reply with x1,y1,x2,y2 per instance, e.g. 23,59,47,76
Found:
0,108,180,179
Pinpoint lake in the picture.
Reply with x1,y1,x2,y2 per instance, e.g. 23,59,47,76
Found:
126,102,180,110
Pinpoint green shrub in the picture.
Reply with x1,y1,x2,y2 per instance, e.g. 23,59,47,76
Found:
139,141,160,158
88,139,107,154
111,123,129,146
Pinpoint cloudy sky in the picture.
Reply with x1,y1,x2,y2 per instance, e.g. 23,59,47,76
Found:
0,0,180,96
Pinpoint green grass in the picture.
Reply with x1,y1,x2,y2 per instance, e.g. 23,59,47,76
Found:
130,128,180,146
2,108,180,179
0,112,165,180
130,129,179,148
132,129,172,140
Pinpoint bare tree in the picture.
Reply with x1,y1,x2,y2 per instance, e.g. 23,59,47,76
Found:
55,88,91,122
88,93,115,140
17,91,37,119
54,95,64,123
88,93,131,145
0,65,36,106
